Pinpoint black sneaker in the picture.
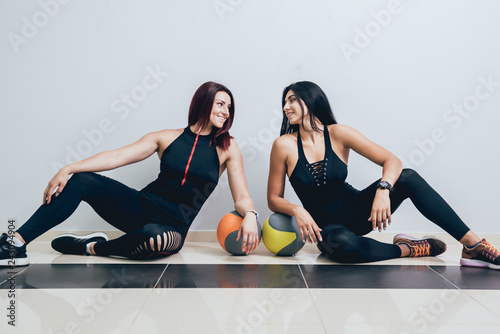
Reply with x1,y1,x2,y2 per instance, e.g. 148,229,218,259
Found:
0,233,29,267
51,232,108,255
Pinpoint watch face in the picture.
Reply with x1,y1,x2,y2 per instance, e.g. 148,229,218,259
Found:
379,181,391,189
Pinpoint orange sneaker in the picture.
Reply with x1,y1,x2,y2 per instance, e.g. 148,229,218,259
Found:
393,234,447,257
460,239,500,270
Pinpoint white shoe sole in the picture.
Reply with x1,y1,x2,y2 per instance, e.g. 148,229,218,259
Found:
53,232,108,242
460,258,500,270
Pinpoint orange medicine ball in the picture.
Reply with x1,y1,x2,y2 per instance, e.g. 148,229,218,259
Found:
217,211,262,255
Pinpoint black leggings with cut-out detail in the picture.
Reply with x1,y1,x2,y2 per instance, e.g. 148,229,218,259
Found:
16,172,185,260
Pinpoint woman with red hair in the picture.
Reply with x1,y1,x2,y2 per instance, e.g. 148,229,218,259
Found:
1,81,259,265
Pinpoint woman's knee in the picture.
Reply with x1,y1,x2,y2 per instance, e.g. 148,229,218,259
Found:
318,225,360,257
132,224,184,259
67,172,100,188
397,168,421,184
393,168,426,193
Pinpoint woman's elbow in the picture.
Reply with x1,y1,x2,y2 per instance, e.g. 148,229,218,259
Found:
393,155,403,172
385,154,402,169
234,195,253,209
388,155,403,178
267,194,279,212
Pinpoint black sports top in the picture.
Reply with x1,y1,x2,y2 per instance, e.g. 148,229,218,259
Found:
289,126,357,228
140,127,220,234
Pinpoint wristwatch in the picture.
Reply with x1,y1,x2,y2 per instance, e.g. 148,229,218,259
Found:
244,209,259,221
377,181,393,192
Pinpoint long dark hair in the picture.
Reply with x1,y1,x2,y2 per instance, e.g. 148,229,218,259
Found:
188,81,234,151
280,81,337,136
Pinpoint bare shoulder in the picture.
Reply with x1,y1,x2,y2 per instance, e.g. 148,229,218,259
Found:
156,128,183,138
227,137,241,155
155,128,183,142
328,124,358,136
272,133,297,151
328,124,373,152
217,137,240,166
153,128,184,155
328,124,364,141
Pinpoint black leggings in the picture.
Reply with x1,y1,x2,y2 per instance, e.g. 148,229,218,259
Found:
317,169,471,263
16,172,184,260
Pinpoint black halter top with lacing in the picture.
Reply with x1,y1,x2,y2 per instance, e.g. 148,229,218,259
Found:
289,126,358,228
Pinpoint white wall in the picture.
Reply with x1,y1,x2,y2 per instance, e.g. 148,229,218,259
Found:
1,0,499,235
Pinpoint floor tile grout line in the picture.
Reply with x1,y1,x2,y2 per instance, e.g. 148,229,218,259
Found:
459,290,500,320
152,263,169,289
297,263,328,333
428,265,500,319
126,264,170,333
125,287,159,333
0,264,31,286
427,265,461,290
296,263,309,290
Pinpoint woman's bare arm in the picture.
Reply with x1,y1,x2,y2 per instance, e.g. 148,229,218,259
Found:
267,136,322,243
43,131,161,204
332,124,402,231
225,139,259,253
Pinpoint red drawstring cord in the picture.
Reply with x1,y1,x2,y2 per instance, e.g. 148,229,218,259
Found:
181,134,199,186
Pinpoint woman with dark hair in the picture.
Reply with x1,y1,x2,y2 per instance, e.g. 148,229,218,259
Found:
1,81,259,265
268,81,499,268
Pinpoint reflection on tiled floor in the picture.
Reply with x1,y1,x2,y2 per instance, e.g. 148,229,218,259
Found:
1,233,500,333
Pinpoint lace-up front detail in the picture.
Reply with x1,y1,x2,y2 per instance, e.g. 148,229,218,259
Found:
306,158,329,187
288,125,350,227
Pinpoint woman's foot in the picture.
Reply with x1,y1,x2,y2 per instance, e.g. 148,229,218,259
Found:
0,233,29,267
51,232,108,255
461,239,500,270
393,234,447,257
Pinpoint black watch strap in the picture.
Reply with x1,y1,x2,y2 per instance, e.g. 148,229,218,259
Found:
377,181,393,192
